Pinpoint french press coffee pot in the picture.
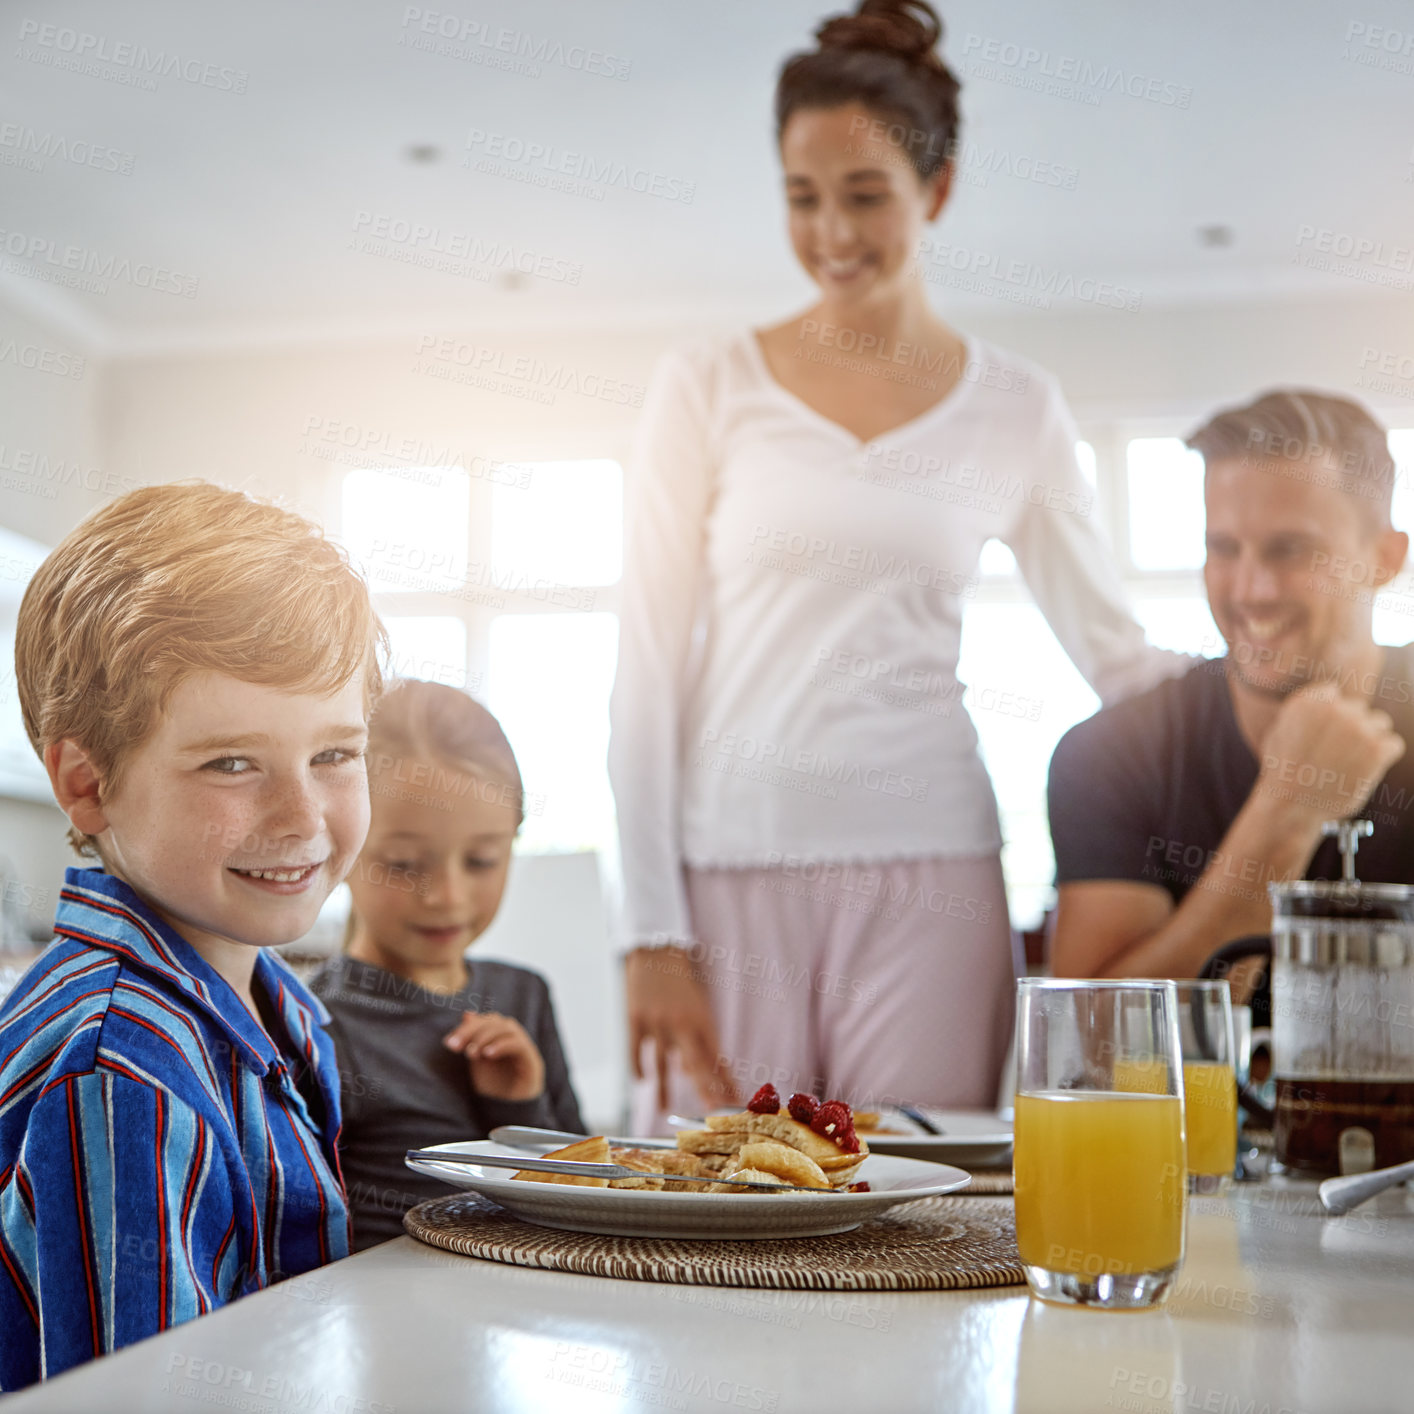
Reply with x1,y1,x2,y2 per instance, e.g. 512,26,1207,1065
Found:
1267,819,1414,1175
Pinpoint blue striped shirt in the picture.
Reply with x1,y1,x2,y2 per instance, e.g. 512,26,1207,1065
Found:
0,867,350,1390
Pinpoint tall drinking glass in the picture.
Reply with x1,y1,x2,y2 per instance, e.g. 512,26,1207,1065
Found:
1013,979,1187,1309
1174,979,1238,1192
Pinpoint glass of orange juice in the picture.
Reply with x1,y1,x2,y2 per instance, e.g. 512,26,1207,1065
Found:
1013,979,1187,1310
1174,979,1237,1193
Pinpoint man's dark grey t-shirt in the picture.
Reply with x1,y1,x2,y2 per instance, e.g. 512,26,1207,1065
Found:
309,953,585,1249
1047,646,1414,906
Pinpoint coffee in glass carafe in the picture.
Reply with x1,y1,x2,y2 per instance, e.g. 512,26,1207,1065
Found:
1268,820,1414,1175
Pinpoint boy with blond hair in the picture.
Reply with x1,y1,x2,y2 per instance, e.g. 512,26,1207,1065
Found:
0,482,387,1390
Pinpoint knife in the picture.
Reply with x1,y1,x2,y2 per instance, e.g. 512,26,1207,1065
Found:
897,1104,947,1136
489,1125,678,1151
406,1148,838,1194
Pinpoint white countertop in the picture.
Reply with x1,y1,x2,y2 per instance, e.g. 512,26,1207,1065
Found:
7,1181,1412,1414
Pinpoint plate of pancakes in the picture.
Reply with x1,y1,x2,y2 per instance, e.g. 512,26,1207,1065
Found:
406,1089,970,1239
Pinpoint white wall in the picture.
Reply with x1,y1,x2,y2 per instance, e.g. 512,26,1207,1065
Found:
975,293,1414,428
101,328,663,521
100,294,1414,474
0,298,104,941
0,302,103,546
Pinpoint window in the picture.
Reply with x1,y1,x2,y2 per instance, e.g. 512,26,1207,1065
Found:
1131,598,1220,655
1375,428,1414,646
380,616,469,690
341,466,469,595
491,460,622,587
1126,438,1206,571
955,602,1097,929
488,613,620,852
0,526,52,804
487,460,623,853
340,458,624,856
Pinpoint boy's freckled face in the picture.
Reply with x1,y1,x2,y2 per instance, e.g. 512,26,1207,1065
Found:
99,671,371,950
347,760,519,974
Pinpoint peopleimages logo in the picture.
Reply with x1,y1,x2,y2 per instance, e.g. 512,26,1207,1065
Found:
349,211,581,285
914,237,1143,311
842,115,1080,191
861,445,1094,518
15,19,249,93
696,728,929,803
398,8,631,80
413,336,645,406
464,129,695,204
0,344,84,379
0,445,134,494
747,525,980,600
960,32,1192,108
0,122,136,175
1295,224,1413,272
1292,224,1414,293
1356,345,1414,401
0,225,199,297
1342,20,1414,76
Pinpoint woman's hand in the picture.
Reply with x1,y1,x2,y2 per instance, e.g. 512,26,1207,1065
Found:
625,945,739,1113
443,1011,546,1103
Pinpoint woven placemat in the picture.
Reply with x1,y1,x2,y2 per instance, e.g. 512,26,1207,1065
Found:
404,1192,1024,1291
960,1170,1014,1195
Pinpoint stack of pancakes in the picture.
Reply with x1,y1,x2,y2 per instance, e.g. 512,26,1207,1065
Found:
678,1109,868,1191
511,1104,868,1194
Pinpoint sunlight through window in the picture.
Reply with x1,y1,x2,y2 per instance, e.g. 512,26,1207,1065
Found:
492,460,622,587
341,466,469,594
956,601,1099,929
488,613,620,853
1127,437,1205,571
381,616,471,691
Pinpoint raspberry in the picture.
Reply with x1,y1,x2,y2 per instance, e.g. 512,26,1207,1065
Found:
810,1100,861,1152
746,1083,781,1115
848,1181,871,1193
787,1092,819,1125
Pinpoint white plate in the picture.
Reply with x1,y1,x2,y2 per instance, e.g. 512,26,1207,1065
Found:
856,1111,1013,1168
406,1141,971,1240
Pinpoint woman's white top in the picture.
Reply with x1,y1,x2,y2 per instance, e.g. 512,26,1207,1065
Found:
608,329,1181,950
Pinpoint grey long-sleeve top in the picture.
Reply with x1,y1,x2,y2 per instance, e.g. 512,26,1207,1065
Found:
309,953,584,1249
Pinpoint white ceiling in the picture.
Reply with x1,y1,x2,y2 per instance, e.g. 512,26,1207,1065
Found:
2,0,1411,354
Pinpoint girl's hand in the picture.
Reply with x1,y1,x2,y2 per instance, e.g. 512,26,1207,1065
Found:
443,1011,546,1102
625,945,740,1113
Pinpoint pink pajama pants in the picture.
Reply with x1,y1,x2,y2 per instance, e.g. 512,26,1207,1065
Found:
631,854,1019,1134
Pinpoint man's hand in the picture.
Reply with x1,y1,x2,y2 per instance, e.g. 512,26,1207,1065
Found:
1254,681,1406,824
443,1011,546,1103
625,945,739,1113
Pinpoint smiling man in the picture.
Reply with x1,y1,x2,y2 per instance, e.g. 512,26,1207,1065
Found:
1047,391,1413,979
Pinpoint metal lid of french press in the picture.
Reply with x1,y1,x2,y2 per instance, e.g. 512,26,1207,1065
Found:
1268,819,1414,926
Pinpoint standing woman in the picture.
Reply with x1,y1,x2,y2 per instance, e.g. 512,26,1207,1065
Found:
609,0,1180,1127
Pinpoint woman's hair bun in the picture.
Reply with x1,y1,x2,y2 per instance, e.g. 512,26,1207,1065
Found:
814,0,947,73
775,0,961,179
